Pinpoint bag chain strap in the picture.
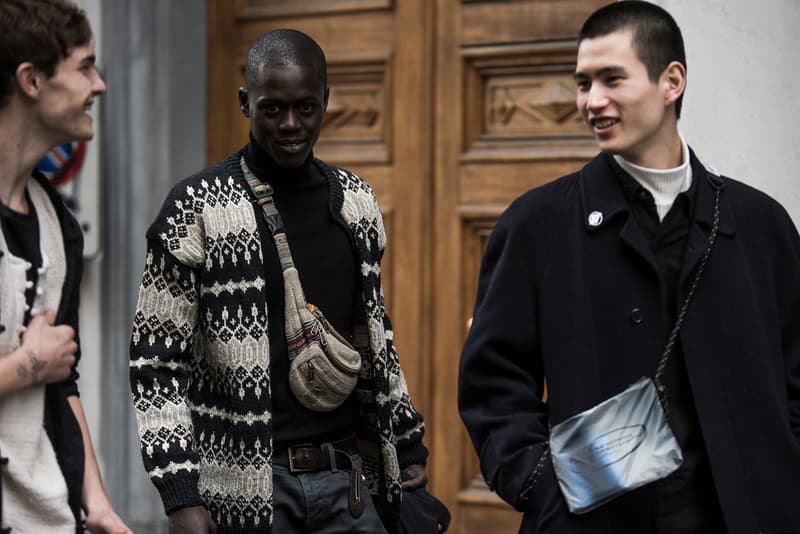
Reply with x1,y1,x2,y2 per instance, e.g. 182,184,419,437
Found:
519,443,550,502
653,181,721,415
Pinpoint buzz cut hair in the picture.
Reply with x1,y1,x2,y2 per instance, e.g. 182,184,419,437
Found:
245,29,327,90
578,1,687,118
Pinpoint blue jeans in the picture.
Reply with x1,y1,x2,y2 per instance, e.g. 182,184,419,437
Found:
272,455,387,534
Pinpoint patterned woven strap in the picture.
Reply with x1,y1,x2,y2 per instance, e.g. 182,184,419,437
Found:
241,156,291,263
240,156,321,363
239,156,291,239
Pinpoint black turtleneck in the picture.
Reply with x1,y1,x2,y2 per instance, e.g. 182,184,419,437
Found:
0,191,41,326
244,137,361,452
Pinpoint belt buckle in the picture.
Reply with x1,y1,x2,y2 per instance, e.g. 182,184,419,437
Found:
287,445,316,473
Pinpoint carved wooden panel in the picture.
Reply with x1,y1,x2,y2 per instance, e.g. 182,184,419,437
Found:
236,0,392,19
462,42,596,160
485,75,584,135
315,54,392,164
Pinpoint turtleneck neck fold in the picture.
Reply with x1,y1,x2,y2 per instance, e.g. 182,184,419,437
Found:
244,134,317,189
613,135,692,222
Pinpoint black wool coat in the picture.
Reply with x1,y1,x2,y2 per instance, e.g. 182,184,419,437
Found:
459,151,800,534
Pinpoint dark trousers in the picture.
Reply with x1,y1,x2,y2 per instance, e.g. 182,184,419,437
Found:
272,456,387,534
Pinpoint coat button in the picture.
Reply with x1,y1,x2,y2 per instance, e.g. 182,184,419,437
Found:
630,308,643,324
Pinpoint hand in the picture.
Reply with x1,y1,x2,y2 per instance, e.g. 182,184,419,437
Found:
400,463,428,490
168,506,217,534
18,309,77,385
85,501,133,534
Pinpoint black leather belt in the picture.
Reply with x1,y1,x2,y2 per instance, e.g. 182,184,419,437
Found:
273,437,358,473
273,437,366,518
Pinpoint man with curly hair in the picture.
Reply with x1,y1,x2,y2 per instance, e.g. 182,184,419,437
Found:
0,1,129,533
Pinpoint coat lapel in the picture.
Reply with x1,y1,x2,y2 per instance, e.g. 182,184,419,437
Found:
580,154,660,273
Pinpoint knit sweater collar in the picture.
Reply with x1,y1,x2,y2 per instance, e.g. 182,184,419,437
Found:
613,135,692,221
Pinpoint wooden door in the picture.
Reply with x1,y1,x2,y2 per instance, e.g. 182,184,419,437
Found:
430,1,605,532
207,1,605,532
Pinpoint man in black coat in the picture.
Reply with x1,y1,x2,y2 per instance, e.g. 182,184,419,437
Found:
458,2,800,533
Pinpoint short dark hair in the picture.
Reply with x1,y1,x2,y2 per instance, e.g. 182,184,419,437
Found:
0,0,92,108
579,1,686,118
245,29,327,90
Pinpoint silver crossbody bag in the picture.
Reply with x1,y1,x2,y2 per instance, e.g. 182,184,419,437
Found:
548,182,721,514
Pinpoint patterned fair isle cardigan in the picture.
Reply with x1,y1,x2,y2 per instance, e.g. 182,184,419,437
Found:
129,150,426,533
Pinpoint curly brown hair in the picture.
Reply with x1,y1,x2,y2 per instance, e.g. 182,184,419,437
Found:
0,0,92,108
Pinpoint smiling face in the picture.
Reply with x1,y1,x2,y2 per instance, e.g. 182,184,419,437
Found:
240,63,329,169
37,43,106,144
574,29,684,168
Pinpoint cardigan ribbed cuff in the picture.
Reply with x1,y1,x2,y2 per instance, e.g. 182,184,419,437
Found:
154,471,204,515
397,440,429,468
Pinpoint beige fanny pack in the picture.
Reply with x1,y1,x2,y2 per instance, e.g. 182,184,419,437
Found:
241,157,361,411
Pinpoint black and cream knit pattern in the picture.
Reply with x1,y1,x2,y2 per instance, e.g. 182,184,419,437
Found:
129,150,426,532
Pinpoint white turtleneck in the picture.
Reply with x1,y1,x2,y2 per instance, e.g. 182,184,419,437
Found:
613,136,692,222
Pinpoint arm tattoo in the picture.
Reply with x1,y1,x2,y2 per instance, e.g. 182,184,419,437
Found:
28,350,47,383
16,350,48,384
16,364,28,380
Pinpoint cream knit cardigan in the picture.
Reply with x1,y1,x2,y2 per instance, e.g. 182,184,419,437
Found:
0,179,74,533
